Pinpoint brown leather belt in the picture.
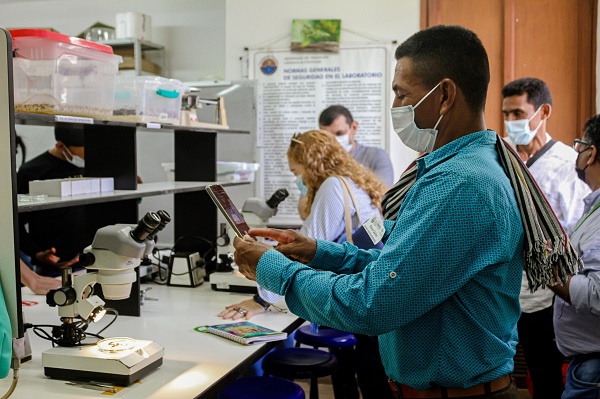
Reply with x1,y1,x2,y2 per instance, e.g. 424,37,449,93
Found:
388,374,511,398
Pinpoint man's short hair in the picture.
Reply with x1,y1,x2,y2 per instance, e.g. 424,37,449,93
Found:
319,105,354,127
501,77,553,109
394,25,490,113
584,114,600,161
55,127,84,147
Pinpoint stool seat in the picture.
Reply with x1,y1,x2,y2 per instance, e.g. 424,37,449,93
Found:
262,348,338,399
219,376,305,399
294,325,357,349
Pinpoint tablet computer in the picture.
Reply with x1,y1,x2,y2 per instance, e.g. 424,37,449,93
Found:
206,184,251,238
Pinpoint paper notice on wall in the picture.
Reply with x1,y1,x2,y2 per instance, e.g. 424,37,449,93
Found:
250,46,389,226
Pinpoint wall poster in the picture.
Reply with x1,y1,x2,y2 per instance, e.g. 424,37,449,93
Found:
250,45,390,226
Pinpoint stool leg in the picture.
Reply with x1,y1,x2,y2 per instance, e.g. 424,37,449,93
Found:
309,376,319,399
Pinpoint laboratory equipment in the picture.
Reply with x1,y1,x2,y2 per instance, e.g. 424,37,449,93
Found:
42,211,169,386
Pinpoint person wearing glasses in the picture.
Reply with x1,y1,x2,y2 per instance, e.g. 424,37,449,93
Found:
550,115,600,399
501,77,591,399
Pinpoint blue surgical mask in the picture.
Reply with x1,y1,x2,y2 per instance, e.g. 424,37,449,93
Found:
335,134,353,152
390,82,443,153
296,175,308,197
504,107,543,145
63,147,85,169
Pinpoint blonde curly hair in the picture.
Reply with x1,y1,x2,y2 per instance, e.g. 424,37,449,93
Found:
287,130,385,215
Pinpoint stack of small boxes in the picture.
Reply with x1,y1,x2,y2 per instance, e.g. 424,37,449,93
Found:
29,177,114,197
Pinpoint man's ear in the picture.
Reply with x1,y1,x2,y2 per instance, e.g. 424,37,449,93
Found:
588,144,597,165
55,141,66,151
541,103,552,120
439,78,456,116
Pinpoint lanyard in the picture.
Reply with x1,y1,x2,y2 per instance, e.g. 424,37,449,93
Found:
574,201,600,232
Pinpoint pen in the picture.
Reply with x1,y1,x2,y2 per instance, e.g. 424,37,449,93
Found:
66,381,117,393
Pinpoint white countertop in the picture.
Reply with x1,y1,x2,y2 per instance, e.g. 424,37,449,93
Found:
0,282,302,398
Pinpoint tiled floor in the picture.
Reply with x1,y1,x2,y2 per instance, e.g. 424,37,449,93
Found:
294,378,532,399
294,377,336,399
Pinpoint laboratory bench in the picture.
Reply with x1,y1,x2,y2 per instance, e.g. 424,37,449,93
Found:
0,282,303,398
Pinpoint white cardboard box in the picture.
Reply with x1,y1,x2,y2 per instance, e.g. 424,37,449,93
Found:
70,179,92,195
99,177,114,192
29,179,72,197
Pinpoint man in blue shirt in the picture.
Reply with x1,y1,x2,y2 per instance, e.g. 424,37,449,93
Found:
234,25,522,398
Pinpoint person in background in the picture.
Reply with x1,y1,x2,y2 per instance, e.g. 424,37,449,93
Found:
17,126,85,276
550,114,600,399
319,105,394,188
221,129,386,398
501,77,591,399
296,105,394,220
233,25,580,399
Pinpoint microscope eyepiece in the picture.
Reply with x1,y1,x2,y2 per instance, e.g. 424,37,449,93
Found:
266,188,289,209
147,210,171,240
130,212,161,243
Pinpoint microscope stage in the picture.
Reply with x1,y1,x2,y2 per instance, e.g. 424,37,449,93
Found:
42,339,164,386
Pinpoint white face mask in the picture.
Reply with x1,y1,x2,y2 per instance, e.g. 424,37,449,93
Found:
63,147,85,169
390,82,444,153
335,134,353,152
504,107,543,145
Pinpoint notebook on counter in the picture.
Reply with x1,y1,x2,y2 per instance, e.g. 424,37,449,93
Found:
194,321,287,345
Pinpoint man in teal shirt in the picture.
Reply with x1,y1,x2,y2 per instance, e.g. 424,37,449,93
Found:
234,25,523,398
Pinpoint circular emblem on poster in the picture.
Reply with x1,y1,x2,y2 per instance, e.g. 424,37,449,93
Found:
259,56,278,76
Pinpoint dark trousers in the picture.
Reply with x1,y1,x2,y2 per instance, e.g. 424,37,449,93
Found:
517,305,564,399
330,334,394,399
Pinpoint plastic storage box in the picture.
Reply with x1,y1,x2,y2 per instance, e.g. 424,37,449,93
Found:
217,162,260,183
113,76,187,125
161,162,259,183
10,29,122,118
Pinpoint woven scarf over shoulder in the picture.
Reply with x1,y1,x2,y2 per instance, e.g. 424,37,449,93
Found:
381,133,582,292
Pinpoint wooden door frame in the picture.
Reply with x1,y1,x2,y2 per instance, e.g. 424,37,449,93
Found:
421,0,597,135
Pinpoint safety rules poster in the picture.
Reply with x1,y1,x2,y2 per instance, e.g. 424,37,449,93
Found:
250,45,390,225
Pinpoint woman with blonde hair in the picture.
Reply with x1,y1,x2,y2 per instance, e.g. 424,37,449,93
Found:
288,129,384,242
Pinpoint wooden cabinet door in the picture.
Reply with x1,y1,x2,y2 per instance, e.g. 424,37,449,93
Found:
421,0,596,144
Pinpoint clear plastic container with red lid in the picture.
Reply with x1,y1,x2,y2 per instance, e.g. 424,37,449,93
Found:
10,29,122,118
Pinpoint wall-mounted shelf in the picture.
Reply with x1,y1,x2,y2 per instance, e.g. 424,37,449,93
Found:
15,112,251,316
17,181,246,213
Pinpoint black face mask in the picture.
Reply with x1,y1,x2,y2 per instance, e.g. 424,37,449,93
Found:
575,147,592,182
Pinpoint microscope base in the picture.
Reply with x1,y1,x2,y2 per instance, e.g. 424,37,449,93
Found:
42,339,164,386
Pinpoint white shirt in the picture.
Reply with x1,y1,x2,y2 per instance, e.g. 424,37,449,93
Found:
300,176,381,241
510,134,591,313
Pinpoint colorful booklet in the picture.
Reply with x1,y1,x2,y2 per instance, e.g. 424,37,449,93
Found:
194,321,288,345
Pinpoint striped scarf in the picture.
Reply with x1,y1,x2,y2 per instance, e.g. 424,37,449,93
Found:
381,134,582,292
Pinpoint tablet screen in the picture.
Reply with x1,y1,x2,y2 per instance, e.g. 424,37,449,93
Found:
206,184,251,238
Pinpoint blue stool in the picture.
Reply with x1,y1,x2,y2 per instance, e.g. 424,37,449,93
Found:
219,376,305,399
262,347,338,399
294,325,357,349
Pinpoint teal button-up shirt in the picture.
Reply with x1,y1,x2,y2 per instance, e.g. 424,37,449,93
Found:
256,130,524,389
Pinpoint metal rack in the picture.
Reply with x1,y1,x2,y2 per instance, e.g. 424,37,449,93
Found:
100,39,165,76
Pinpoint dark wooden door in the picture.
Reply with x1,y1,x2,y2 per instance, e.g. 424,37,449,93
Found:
421,0,596,144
